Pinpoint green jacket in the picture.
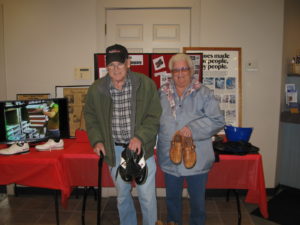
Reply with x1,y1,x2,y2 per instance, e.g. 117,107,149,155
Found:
84,70,162,167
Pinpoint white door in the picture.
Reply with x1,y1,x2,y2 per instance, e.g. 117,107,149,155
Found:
106,8,190,53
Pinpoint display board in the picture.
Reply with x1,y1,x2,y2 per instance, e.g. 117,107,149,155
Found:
150,53,202,88
183,47,242,126
94,53,203,89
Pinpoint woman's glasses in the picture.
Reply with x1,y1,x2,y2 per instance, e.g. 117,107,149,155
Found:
171,67,190,74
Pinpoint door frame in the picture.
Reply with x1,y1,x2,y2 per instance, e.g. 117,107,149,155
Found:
96,0,201,52
0,4,7,100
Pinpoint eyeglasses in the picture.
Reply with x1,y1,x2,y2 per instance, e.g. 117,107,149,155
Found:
107,63,125,70
171,67,190,74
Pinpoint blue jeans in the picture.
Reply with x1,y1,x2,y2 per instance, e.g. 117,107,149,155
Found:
110,145,157,225
165,172,208,225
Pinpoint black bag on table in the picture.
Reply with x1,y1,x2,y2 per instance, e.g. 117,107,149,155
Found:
213,140,259,156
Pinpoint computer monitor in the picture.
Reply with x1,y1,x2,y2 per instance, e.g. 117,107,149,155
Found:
0,98,70,144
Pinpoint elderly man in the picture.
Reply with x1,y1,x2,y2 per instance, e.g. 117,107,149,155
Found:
84,44,162,225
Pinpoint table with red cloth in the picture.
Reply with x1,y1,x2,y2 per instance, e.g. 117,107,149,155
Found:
62,141,269,218
0,139,268,219
0,140,74,207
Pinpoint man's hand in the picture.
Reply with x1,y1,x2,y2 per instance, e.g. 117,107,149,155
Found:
93,142,106,157
128,137,142,155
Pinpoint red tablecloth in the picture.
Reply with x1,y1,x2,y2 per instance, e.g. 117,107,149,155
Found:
0,139,268,218
62,141,268,218
207,154,268,218
0,140,75,207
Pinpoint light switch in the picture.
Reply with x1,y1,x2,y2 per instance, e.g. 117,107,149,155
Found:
245,60,258,72
74,67,91,80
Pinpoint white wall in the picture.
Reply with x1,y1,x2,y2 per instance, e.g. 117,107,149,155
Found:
0,0,286,188
199,0,284,188
0,4,6,100
2,0,97,98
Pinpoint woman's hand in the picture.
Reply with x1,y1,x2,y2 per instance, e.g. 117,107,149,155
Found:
179,126,192,137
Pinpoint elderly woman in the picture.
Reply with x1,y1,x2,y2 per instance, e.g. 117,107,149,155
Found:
157,53,225,225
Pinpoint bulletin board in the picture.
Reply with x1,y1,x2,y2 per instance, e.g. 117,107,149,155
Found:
55,85,89,136
94,53,202,89
94,53,151,79
150,53,203,89
183,47,242,126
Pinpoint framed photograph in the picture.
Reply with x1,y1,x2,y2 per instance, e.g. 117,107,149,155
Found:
55,85,90,136
16,93,50,100
183,47,242,126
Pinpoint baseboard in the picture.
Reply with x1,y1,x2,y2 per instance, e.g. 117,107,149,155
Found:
1,185,279,197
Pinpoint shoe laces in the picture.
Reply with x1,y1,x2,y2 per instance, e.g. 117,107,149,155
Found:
16,141,25,147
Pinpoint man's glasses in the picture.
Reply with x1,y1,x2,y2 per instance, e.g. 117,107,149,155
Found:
171,67,190,74
107,63,125,70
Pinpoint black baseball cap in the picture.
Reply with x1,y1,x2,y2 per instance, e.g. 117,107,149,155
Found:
105,44,129,65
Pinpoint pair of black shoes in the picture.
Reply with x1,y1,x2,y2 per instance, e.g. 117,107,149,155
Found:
117,147,148,185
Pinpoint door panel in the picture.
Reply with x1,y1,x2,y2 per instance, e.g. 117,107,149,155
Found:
106,8,190,53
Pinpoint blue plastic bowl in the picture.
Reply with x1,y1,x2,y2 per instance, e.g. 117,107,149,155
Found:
224,125,253,142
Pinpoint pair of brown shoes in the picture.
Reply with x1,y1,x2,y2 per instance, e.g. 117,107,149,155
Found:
156,221,178,225
169,131,197,169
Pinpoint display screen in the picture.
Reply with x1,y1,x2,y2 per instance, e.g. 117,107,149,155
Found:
0,98,70,144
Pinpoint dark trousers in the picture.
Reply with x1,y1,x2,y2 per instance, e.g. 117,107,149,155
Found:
46,129,60,141
164,172,208,225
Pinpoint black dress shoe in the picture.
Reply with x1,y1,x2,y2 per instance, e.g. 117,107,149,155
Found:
133,149,148,185
117,147,148,185
118,147,133,182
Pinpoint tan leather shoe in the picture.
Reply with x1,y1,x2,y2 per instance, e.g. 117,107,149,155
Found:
170,131,183,164
183,136,197,169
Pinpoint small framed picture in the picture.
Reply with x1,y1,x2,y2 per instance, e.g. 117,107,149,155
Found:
55,85,90,136
285,83,296,93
